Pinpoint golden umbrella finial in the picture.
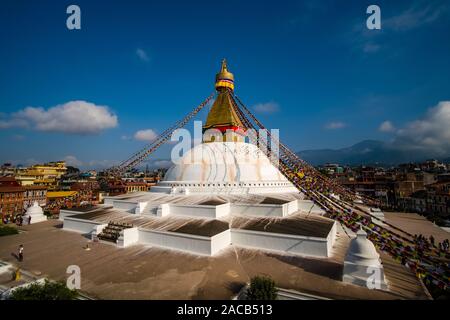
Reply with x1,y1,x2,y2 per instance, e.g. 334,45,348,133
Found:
221,59,228,72
215,59,234,91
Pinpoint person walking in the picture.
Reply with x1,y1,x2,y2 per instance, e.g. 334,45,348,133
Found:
18,244,24,262
28,215,31,225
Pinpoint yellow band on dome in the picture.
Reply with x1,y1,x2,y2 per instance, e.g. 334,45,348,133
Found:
215,81,234,90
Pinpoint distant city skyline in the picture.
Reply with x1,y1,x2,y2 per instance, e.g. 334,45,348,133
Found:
1,0,450,169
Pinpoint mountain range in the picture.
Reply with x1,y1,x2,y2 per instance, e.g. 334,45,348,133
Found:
297,140,450,166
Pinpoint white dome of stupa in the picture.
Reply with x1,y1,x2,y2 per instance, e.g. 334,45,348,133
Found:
346,229,381,266
24,201,47,224
26,201,44,215
154,142,299,195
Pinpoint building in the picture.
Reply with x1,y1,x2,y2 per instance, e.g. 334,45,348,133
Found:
107,180,127,196
47,191,78,212
23,185,47,209
15,161,67,190
124,181,148,193
426,181,450,217
0,177,24,222
70,181,101,205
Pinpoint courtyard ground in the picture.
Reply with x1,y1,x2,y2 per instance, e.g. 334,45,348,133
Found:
0,219,430,300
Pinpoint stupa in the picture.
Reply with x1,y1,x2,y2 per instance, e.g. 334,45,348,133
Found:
24,201,47,224
60,60,336,258
343,229,388,290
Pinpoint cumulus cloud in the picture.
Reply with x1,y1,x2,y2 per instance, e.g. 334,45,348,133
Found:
379,120,396,133
324,121,346,130
62,156,119,169
134,129,158,142
63,155,83,167
253,102,280,114
363,43,381,53
347,1,449,54
153,160,172,168
0,101,118,134
392,101,450,155
384,2,449,32
136,48,150,62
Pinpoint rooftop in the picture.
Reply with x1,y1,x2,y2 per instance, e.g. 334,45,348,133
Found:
47,191,78,198
0,220,429,300
231,214,335,238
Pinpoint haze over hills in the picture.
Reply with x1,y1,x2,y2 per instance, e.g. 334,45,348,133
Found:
297,140,450,167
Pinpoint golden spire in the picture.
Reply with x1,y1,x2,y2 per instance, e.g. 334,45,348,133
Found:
203,59,244,141
220,59,228,72
215,58,235,91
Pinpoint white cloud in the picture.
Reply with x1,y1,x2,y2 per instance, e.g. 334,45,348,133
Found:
136,48,150,62
0,101,118,134
153,160,172,168
253,102,280,114
63,156,119,169
392,101,450,155
134,129,158,142
63,155,83,167
363,43,380,53
384,2,449,32
379,120,396,133
324,121,346,130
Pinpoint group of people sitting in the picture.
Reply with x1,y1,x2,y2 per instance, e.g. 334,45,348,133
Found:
414,234,450,254
1,213,31,226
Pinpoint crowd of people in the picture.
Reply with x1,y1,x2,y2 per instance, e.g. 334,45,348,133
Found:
1,213,30,226
44,189,93,213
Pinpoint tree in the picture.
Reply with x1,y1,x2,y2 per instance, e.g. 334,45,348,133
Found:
246,276,278,300
9,280,78,300
0,225,18,237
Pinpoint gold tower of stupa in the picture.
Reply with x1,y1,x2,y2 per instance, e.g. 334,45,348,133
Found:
203,59,245,141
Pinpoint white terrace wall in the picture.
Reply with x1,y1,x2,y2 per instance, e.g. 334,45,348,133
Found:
284,200,299,216
59,209,79,221
117,227,139,247
63,217,102,234
211,230,231,255
231,200,298,217
103,197,115,206
327,221,337,254
138,229,231,255
161,203,231,219
231,204,283,217
135,202,148,215
230,229,330,258
110,200,138,213
165,204,215,218
297,200,325,215
139,229,212,255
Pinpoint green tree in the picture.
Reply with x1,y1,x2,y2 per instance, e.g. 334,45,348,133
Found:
0,225,18,237
9,280,78,300
246,276,278,300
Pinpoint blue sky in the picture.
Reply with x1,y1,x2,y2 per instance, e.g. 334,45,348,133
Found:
1,0,449,169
